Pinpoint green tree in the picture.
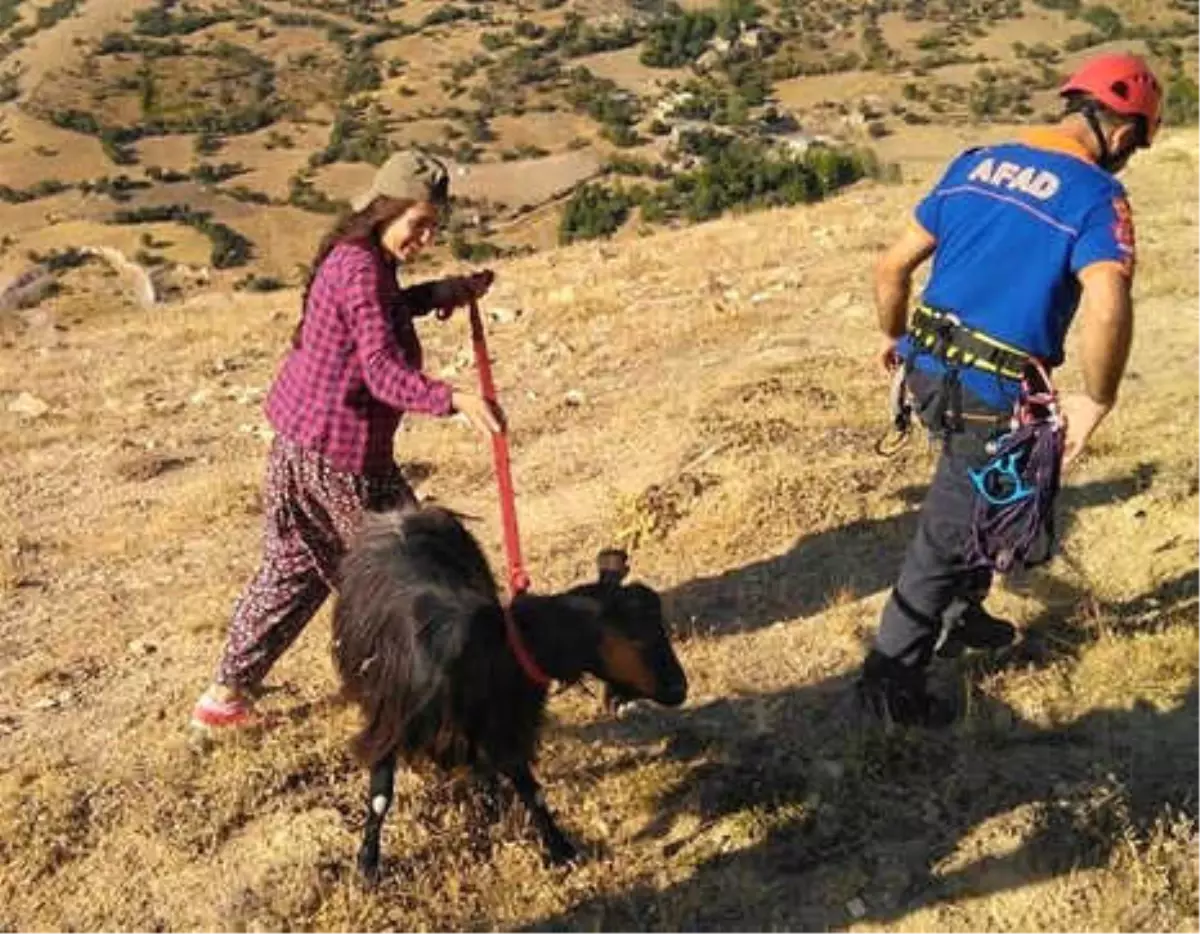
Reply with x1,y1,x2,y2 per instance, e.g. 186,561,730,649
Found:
1080,4,1122,38
559,184,633,244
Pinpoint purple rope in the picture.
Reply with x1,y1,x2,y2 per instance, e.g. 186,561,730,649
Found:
967,420,1064,573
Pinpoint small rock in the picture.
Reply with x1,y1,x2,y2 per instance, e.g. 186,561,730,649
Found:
846,897,867,919
8,392,50,419
189,388,212,406
117,454,191,483
547,285,575,305
488,307,521,324
564,389,586,407
237,424,274,441
225,386,264,405
128,639,157,656
31,697,60,711
826,291,853,311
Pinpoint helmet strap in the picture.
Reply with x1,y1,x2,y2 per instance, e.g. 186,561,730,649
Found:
1081,101,1115,170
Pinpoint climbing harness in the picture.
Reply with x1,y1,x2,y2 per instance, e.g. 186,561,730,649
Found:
909,305,1030,381
875,304,1034,456
874,304,1065,573
468,301,550,689
910,304,1030,442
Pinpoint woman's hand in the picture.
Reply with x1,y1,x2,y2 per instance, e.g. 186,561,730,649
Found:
451,389,506,437
432,271,495,320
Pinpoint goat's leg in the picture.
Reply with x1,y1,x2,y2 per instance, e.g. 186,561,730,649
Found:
503,763,577,866
358,751,398,883
473,769,504,826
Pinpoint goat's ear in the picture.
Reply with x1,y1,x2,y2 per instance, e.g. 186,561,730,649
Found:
596,548,630,588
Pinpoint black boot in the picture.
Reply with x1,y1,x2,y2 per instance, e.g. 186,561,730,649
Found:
934,599,1017,659
856,650,954,728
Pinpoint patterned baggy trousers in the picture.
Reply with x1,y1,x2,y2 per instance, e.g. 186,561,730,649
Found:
215,437,415,689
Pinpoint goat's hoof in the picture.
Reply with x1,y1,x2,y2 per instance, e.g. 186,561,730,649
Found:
357,849,382,888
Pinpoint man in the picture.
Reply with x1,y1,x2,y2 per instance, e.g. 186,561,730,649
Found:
858,53,1164,726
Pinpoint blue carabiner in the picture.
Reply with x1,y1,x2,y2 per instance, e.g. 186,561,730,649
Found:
969,451,1035,506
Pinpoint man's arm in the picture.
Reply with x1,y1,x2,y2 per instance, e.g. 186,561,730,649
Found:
873,219,937,371
1060,260,1134,466
1076,261,1133,407
875,219,937,339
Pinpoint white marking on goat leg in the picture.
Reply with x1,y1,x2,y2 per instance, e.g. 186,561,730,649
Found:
372,794,390,815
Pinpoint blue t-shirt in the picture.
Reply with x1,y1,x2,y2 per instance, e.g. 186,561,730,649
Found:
900,131,1135,409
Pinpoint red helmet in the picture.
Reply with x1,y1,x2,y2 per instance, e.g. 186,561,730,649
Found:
1061,53,1163,146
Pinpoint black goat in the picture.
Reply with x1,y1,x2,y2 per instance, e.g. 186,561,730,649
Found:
332,504,688,879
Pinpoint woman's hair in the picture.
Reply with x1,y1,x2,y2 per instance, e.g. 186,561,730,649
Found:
292,195,417,348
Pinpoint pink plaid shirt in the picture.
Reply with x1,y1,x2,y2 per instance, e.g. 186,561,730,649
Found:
265,241,454,475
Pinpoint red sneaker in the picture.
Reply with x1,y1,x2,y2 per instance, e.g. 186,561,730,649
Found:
189,691,258,732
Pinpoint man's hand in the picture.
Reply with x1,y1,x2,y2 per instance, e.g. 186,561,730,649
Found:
1059,393,1111,468
1058,261,1133,470
878,335,904,375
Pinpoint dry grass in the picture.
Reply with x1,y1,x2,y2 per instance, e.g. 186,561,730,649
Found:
0,120,1195,930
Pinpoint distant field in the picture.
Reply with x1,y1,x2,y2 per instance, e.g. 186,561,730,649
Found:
0,0,1195,291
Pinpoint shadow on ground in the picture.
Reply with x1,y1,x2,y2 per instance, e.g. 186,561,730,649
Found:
662,464,1159,638
531,567,1198,931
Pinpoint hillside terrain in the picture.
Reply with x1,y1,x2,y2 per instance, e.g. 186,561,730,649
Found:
1,1,1198,931
2,117,1198,929
1,0,1197,294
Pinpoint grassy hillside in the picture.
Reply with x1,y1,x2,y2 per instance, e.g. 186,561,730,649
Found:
2,0,1196,289
0,100,1196,930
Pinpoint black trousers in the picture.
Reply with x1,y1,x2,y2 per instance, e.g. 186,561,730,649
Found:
874,370,1010,669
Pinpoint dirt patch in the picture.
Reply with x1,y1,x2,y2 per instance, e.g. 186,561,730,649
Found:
115,453,194,483
453,150,604,209
0,107,111,188
614,471,722,552
574,47,688,97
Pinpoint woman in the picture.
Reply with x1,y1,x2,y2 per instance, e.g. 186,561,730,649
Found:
191,149,503,731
